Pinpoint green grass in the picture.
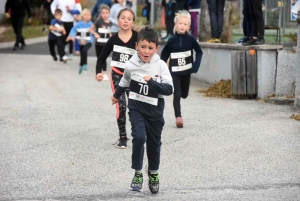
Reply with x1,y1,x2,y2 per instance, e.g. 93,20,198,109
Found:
0,25,47,43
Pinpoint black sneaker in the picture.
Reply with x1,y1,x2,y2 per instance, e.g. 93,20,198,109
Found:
53,57,58,61
12,46,18,51
117,137,127,149
253,37,265,45
242,38,256,46
130,172,143,191
148,171,159,194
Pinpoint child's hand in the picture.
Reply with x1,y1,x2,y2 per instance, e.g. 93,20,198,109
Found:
66,36,70,42
62,29,66,35
5,13,11,18
111,96,118,105
94,34,100,39
144,76,152,81
96,73,103,82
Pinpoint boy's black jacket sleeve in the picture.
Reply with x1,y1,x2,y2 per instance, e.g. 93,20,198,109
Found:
147,78,173,95
113,86,126,100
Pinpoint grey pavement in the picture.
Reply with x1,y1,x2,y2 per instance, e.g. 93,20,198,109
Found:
1,38,300,200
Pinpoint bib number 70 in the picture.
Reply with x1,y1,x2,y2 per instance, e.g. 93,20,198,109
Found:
178,58,186,66
138,83,148,95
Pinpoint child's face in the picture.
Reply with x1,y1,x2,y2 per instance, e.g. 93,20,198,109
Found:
135,40,158,63
118,0,125,5
100,9,110,21
118,11,134,31
82,12,91,22
54,13,62,21
175,17,190,34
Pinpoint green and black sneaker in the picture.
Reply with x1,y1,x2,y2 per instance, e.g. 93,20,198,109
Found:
148,171,159,194
130,172,143,191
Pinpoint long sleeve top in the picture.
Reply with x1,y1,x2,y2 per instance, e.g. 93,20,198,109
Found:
69,21,94,44
113,52,173,120
91,0,113,18
161,31,203,75
109,3,125,33
50,0,82,22
95,30,138,74
5,0,32,18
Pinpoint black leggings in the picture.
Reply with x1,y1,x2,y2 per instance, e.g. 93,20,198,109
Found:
63,21,74,54
48,37,65,59
11,17,25,47
111,69,127,137
95,45,107,71
79,43,91,66
172,74,191,118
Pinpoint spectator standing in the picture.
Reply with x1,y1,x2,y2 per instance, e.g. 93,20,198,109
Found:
186,0,200,38
242,0,265,45
161,0,176,41
236,0,252,44
41,0,53,33
206,0,225,43
91,0,112,19
51,0,82,58
5,0,32,51
109,0,126,34
175,0,186,12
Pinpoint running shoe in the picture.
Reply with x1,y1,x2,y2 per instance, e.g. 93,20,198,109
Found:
206,38,221,43
148,171,159,194
83,64,88,70
130,172,143,191
79,66,83,74
117,137,128,149
62,55,68,63
176,117,183,128
53,57,58,61
103,74,109,81
69,54,73,60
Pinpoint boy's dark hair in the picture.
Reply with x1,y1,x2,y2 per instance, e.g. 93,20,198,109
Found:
54,8,62,15
137,26,158,46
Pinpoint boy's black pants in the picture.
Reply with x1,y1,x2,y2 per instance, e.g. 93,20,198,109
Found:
62,22,74,54
172,74,191,118
79,43,91,66
11,16,25,47
48,37,65,59
129,110,164,171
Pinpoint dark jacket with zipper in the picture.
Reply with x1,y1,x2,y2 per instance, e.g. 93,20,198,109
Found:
161,32,203,75
5,0,32,18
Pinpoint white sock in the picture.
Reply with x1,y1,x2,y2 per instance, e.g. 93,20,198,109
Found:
149,170,158,174
135,170,142,173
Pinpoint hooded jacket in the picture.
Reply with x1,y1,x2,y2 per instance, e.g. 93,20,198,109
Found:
161,32,203,75
114,52,173,120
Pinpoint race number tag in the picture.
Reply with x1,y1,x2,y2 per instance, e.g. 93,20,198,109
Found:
111,45,136,69
97,27,110,43
170,50,192,72
75,28,91,44
51,23,63,36
129,74,159,106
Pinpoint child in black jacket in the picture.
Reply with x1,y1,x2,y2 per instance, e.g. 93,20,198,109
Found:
161,10,202,128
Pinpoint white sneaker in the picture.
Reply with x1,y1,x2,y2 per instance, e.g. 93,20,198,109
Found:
62,55,68,63
103,74,109,81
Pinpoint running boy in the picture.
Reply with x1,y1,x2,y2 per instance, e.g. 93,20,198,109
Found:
111,26,173,194
89,4,112,81
95,8,137,149
161,10,203,128
48,8,68,62
67,9,94,74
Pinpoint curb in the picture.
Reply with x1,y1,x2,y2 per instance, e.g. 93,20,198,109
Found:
266,97,295,106
0,36,48,49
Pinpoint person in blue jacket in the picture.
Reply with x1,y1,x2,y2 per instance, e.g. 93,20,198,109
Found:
91,0,112,19
67,9,94,74
161,10,202,128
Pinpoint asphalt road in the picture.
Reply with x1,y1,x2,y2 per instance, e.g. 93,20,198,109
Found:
0,39,300,200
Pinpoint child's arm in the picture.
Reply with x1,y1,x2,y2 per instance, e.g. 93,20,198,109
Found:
191,39,203,73
89,24,100,39
95,38,114,79
66,23,79,41
160,42,171,63
146,62,173,96
49,19,63,32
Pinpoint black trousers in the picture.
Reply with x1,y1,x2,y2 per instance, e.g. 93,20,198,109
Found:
48,37,65,59
63,22,74,54
11,16,25,47
95,45,107,71
111,69,127,136
172,73,191,118
79,43,91,66
129,110,164,171
248,0,264,38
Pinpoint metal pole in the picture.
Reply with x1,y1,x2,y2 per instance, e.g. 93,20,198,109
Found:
150,0,155,27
